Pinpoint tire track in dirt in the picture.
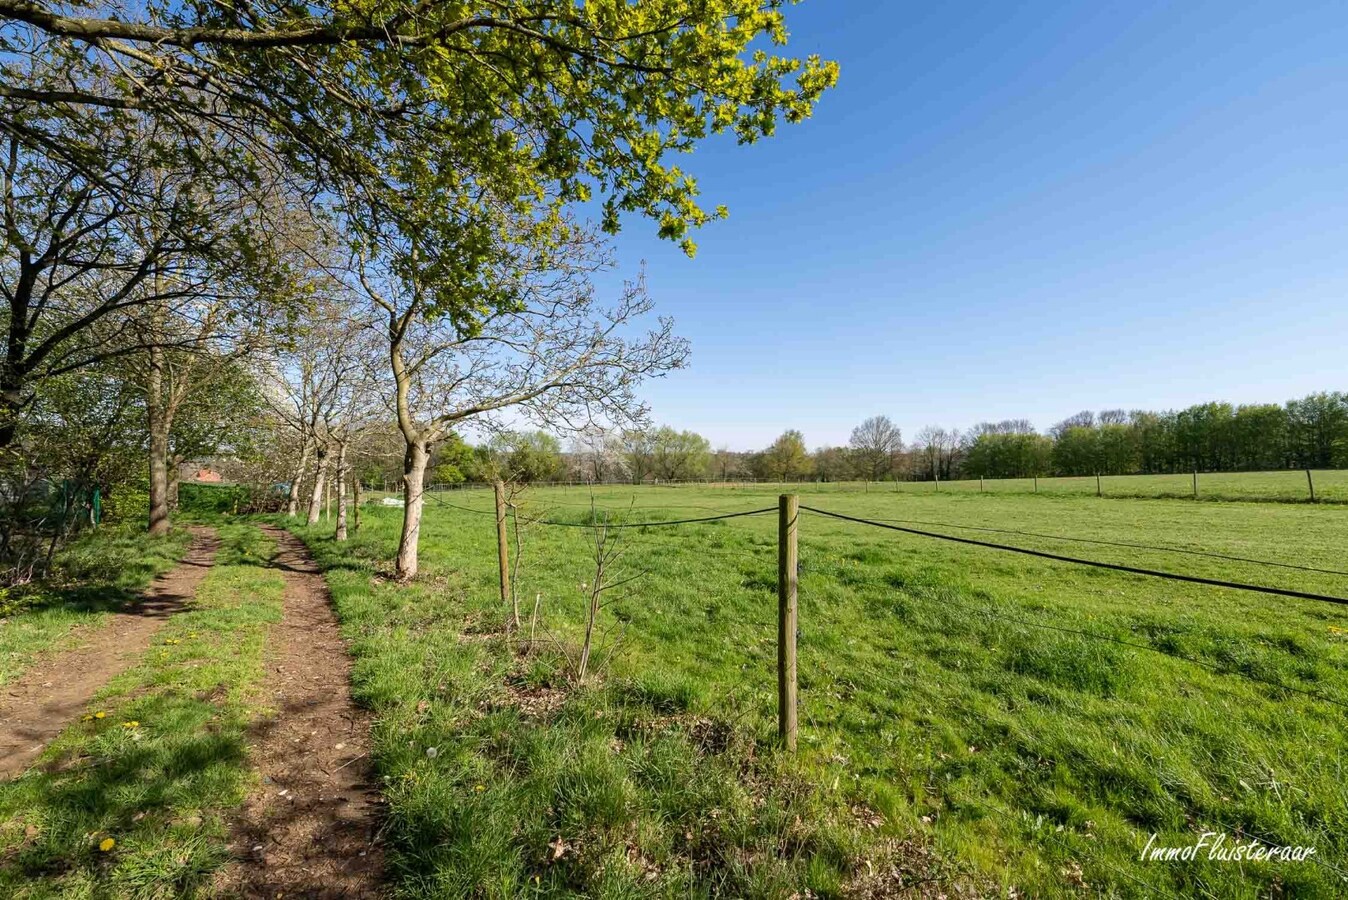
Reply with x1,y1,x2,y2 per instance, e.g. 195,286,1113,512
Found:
0,525,220,779
220,525,384,898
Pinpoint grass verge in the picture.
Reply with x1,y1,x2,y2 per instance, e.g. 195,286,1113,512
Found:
0,525,195,687
290,515,947,899
0,523,283,899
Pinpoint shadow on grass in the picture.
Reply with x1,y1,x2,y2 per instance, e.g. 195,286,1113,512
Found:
1,694,252,891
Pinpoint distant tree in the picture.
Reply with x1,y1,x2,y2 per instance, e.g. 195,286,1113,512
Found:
568,427,631,485
710,446,745,481
165,362,265,509
650,427,711,481
812,446,852,482
913,426,961,481
1230,404,1287,470
1096,423,1139,475
1052,426,1098,476
621,430,657,483
1098,409,1129,426
1129,410,1176,474
760,430,812,482
848,415,902,480
1052,411,1096,439
493,431,565,483
430,434,479,485
963,432,1052,478
1286,392,1348,469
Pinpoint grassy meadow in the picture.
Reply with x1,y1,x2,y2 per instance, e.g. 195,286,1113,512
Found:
292,481,1348,898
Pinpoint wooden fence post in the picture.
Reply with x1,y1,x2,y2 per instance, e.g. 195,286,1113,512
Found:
1096,473,1102,498
353,477,362,533
1193,470,1199,500
979,476,984,493
1033,475,1038,494
778,494,799,752
494,480,512,622
1307,469,1317,503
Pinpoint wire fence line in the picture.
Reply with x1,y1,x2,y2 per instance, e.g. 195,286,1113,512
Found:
408,484,1348,578
420,489,1348,703
800,509,1348,578
798,506,1348,608
423,492,777,529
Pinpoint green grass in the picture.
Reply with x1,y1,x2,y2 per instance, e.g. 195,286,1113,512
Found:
0,524,283,899
290,518,922,899
0,525,195,687
295,483,1348,897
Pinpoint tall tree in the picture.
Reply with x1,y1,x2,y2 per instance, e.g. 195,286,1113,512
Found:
0,125,261,449
568,427,629,485
913,426,960,481
848,415,902,481
759,430,811,482
812,445,851,482
359,243,688,579
650,426,711,481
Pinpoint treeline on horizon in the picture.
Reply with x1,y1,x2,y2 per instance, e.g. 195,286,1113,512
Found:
413,390,1348,486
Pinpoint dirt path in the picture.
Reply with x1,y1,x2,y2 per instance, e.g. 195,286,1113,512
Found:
0,526,220,779
220,526,384,899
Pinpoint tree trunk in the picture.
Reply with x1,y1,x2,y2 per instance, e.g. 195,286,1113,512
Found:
146,346,171,536
0,379,22,451
287,436,310,517
0,254,36,451
395,439,429,581
335,441,349,541
307,444,329,525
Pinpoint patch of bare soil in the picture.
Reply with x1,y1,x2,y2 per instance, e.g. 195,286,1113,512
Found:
0,526,219,779
219,526,384,899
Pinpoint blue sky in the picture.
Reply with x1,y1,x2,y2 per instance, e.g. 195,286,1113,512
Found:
597,1,1348,452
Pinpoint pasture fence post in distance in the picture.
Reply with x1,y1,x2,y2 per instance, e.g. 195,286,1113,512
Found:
1307,469,1316,503
778,493,799,752
494,480,511,622
1033,475,1038,493
979,476,984,493
1193,470,1199,499
1096,473,1102,498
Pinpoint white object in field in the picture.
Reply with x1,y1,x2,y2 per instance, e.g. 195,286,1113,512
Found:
381,497,405,507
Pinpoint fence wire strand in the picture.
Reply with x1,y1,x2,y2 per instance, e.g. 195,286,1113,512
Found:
423,492,777,529
799,506,1348,608
802,508,1348,577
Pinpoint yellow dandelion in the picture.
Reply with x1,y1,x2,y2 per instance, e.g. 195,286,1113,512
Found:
94,711,106,719
98,837,116,852
474,784,485,792
121,721,140,729
81,715,93,722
